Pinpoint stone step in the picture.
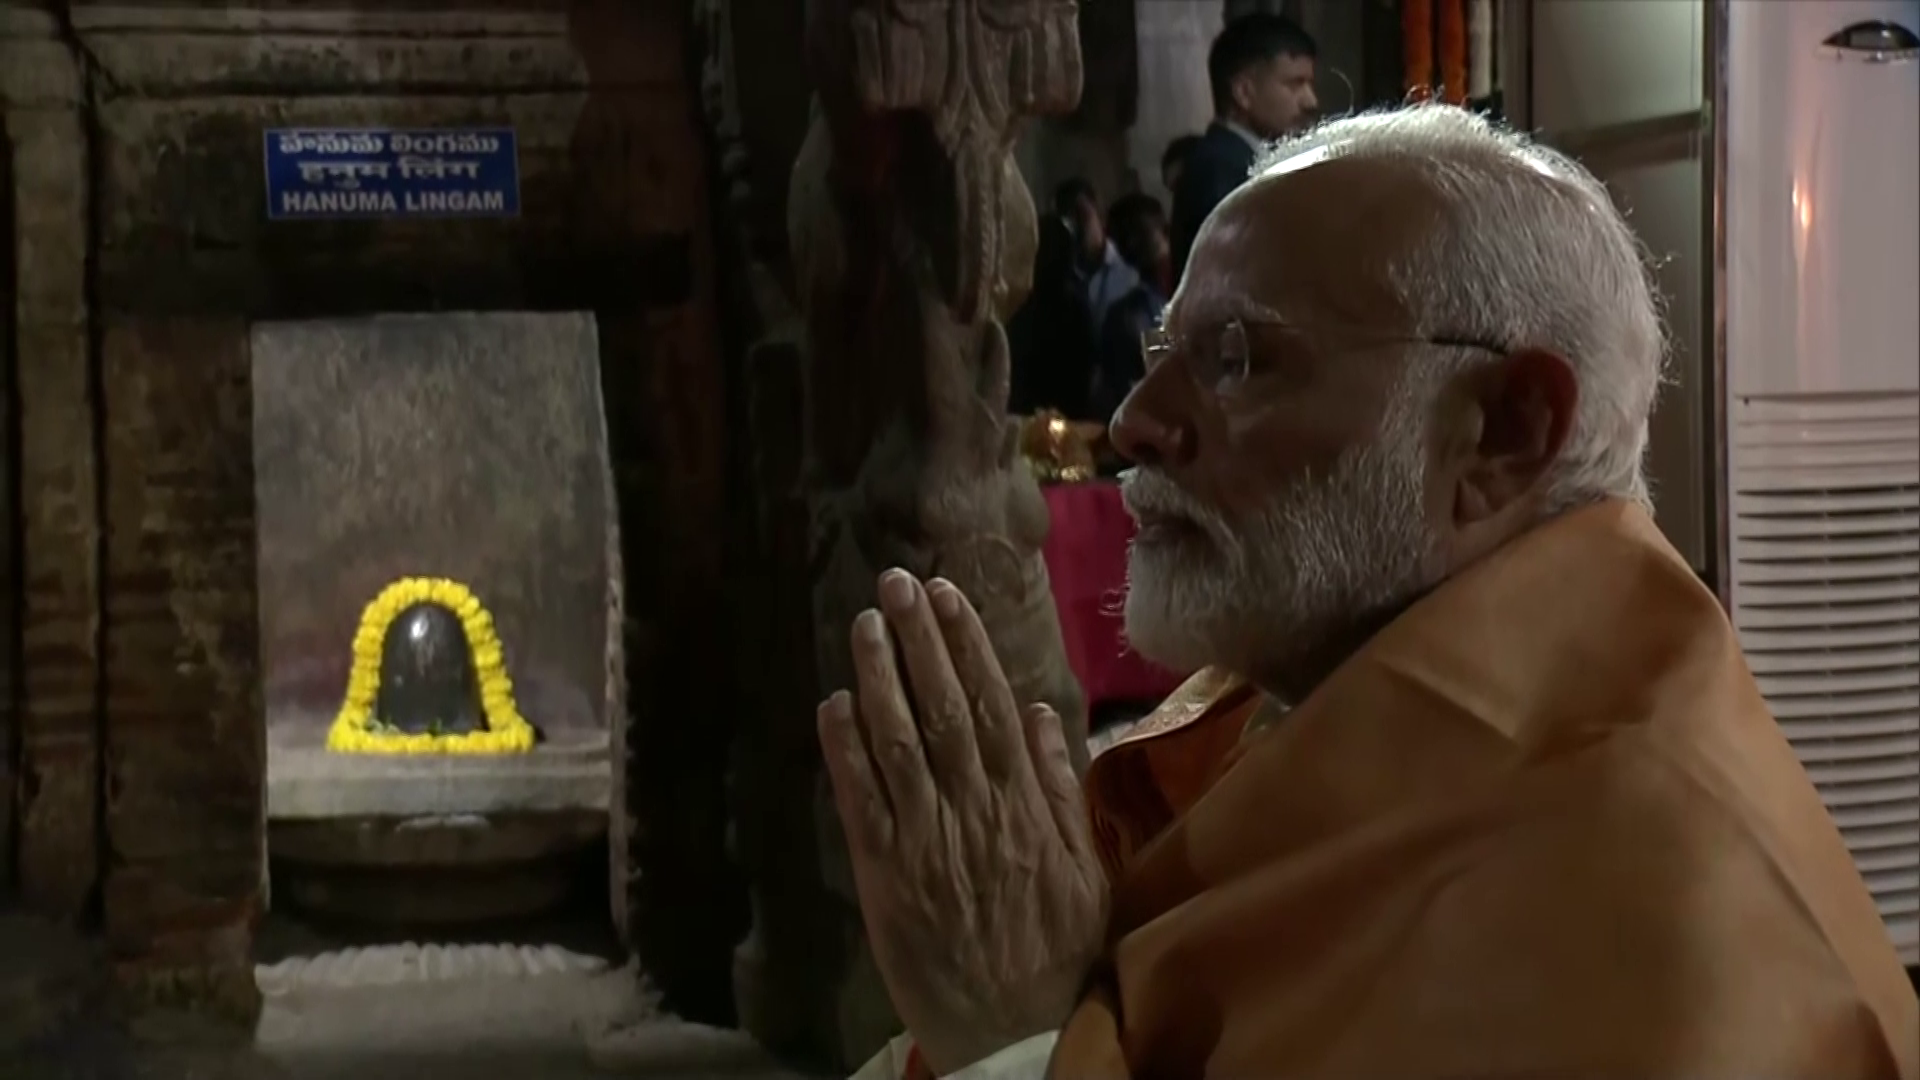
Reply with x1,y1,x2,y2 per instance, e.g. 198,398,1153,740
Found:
255,942,611,997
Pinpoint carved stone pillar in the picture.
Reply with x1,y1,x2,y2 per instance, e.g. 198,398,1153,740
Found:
776,0,1090,1067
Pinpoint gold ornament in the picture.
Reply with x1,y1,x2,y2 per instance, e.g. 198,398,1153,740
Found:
1017,410,1100,484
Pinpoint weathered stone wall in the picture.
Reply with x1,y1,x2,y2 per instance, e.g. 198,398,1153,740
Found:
4,0,741,1025
0,103,10,900
0,32,13,899
1,0,101,923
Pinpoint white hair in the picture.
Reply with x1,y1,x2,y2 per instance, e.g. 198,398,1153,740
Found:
1252,104,1668,512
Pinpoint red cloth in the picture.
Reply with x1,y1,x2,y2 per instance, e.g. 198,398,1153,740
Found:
1041,481,1188,709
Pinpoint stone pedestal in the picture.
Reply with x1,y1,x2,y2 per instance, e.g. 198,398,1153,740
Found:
269,807,607,926
267,741,614,924
269,742,612,822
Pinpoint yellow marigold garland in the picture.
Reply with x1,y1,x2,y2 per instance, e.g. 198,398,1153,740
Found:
326,576,537,755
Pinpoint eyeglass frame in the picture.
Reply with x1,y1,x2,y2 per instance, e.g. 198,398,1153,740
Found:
1139,311,1510,392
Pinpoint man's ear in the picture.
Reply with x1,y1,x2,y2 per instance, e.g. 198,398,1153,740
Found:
1452,348,1579,527
1230,71,1255,115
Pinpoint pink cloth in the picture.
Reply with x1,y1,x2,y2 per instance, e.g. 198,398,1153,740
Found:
1041,481,1188,708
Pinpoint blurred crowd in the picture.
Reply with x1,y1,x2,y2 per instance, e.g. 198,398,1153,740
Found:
1008,12,1320,425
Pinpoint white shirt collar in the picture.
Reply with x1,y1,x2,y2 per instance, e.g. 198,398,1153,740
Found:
1221,119,1266,152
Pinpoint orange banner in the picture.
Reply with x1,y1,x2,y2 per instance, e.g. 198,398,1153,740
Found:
1402,0,1433,96
1439,0,1468,104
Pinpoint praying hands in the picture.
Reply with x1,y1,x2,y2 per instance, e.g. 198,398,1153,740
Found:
818,569,1108,1077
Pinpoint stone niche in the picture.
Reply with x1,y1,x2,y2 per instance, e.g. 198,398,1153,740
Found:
2,0,737,1019
256,312,618,924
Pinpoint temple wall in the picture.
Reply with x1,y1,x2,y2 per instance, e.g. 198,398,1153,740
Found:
1,0,98,927
0,45,11,901
1,0,741,1025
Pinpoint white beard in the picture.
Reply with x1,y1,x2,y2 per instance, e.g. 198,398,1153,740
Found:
1119,382,1444,693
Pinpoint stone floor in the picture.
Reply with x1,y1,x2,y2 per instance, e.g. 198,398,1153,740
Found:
7,713,1172,1080
256,944,619,1075
3,915,822,1080
248,944,819,1080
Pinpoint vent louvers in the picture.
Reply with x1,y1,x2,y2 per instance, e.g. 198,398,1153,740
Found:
1729,393,1920,964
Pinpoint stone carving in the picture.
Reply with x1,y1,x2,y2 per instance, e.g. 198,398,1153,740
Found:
695,0,1091,1066
784,0,1090,1066
830,0,1082,321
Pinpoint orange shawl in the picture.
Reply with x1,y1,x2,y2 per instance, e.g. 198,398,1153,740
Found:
1057,501,1918,1078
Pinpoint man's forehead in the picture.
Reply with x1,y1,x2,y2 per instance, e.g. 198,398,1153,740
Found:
1272,52,1315,76
1169,156,1438,328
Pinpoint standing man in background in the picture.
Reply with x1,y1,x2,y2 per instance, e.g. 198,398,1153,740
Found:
1170,13,1319,279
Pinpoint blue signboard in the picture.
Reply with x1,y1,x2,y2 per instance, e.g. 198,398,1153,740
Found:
264,128,521,221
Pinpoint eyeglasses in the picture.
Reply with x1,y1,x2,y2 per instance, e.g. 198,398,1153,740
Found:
1140,317,1507,390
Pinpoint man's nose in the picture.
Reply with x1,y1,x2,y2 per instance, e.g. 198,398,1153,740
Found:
1109,364,1193,469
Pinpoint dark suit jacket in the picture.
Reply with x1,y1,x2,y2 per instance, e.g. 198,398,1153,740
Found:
1171,121,1259,281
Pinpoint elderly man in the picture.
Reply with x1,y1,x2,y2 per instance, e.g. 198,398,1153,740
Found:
820,105,1920,1080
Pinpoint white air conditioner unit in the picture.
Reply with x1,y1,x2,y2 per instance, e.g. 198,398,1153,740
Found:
1720,0,1920,965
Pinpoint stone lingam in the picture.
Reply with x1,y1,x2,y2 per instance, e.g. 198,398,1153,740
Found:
377,603,486,737
326,577,537,755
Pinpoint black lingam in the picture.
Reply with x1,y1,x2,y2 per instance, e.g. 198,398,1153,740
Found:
373,602,486,736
